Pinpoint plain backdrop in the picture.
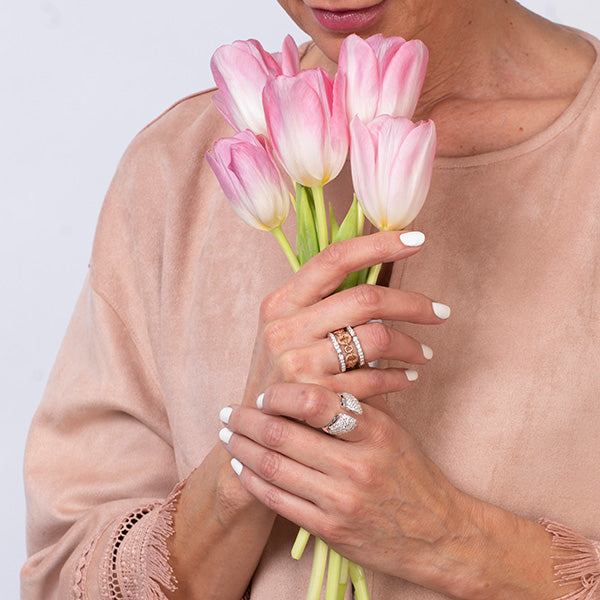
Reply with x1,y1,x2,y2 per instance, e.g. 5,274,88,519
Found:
2,1,599,596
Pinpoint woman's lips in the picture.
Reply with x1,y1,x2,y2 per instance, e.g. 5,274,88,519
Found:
310,1,386,32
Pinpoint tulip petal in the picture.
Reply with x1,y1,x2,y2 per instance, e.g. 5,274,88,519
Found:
379,40,428,118
281,34,301,75
339,34,380,122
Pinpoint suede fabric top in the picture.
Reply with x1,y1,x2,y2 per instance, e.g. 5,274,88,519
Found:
22,31,600,600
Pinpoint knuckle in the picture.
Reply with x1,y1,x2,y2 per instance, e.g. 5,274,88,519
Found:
351,284,381,311
318,241,348,271
346,461,377,488
369,322,392,352
259,450,283,481
263,486,282,511
299,387,328,422
263,418,288,448
404,292,428,318
337,494,362,521
279,350,305,380
262,319,288,352
259,291,281,323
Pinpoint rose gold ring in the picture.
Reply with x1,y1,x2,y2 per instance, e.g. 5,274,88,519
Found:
328,327,365,373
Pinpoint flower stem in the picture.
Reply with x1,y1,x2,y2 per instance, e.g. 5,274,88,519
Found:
349,562,371,600
291,527,311,560
272,225,300,272
311,185,329,251
325,549,342,600
365,262,382,285
338,557,349,600
306,538,328,600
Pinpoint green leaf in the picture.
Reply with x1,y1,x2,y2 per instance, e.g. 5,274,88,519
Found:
329,203,339,241
296,184,319,266
335,195,360,242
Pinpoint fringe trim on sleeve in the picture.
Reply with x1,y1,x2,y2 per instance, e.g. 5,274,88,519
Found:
539,518,600,600
100,479,187,600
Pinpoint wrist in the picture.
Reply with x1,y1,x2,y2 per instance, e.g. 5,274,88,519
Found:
433,493,561,600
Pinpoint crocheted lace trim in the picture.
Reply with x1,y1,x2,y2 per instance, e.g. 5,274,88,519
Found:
98,481,185,600
540,519,600,600
72,527,104,599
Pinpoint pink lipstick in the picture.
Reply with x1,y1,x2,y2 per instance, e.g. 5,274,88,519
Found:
311,1,386,32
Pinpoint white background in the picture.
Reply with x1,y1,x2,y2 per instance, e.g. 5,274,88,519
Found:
2,1,599,596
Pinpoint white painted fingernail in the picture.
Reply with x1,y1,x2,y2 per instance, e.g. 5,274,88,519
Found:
421,344,433,360
406,369,419,382
219,406,233,424
368,319,383,324
231,458,243,476
256,393,264,410
219,427,233,444
400,231,425,247
432,302,451,319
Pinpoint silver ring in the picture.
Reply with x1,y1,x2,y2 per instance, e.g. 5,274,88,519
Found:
324,413,357,435
339,392,362,414
328,332,347,373
345,326,365,367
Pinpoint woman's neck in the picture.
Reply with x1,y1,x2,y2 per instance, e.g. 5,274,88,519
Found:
305,0,596,156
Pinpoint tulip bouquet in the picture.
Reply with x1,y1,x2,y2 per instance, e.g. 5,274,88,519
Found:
207,33,436,600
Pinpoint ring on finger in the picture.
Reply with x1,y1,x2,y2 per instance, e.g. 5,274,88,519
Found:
323,393,363,435
328,326,366,373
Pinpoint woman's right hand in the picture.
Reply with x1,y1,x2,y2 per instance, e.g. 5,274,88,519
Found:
241,229,449,407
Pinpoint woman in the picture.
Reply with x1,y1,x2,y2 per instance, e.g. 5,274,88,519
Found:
22,0,600,599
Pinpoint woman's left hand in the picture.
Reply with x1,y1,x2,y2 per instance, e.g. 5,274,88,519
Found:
219,383,484,594
219,384,567,599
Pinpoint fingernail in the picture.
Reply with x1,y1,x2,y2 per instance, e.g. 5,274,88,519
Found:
432,302,451,319
368,318,383,324
421,344,433,360
400,231,425,247
406,369,419,382
219,406,233,424
231,458,243,476
219,427,233,444
256,393,264,410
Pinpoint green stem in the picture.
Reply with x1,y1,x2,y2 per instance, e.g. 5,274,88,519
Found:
365,262,382,286
291,527,311,560
311,185,329,251
338,557,349,600
272,225,300,273
349,562,371,600
306,538,329,600
325,549,342,600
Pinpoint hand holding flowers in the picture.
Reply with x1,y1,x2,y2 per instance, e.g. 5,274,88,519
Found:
207,33,437,600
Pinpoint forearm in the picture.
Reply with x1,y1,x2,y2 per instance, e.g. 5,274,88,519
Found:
166,443,275,600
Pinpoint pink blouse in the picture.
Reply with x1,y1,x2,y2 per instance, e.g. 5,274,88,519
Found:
22,31,600,600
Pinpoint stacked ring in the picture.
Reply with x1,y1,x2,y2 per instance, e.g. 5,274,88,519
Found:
328,326,366,373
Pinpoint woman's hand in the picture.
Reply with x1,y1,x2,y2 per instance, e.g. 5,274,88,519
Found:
241,229,450,406
219,388,564,600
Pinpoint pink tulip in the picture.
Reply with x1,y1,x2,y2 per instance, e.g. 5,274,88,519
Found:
263,68,348,187
338,34,428,123
206,130,290,231
350,115,436,231
211,36,300,136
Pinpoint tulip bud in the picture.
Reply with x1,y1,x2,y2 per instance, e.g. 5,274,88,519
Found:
263,68,349,187
339,34,428,123
211,36,300,135
350,115,436,231
206,130,290,231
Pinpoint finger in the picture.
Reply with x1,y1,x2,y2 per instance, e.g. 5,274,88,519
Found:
260,231,426,318
221,427,330,504
302,285,450,339
320,322,432,374
230,457,329,538
220,405,344,473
